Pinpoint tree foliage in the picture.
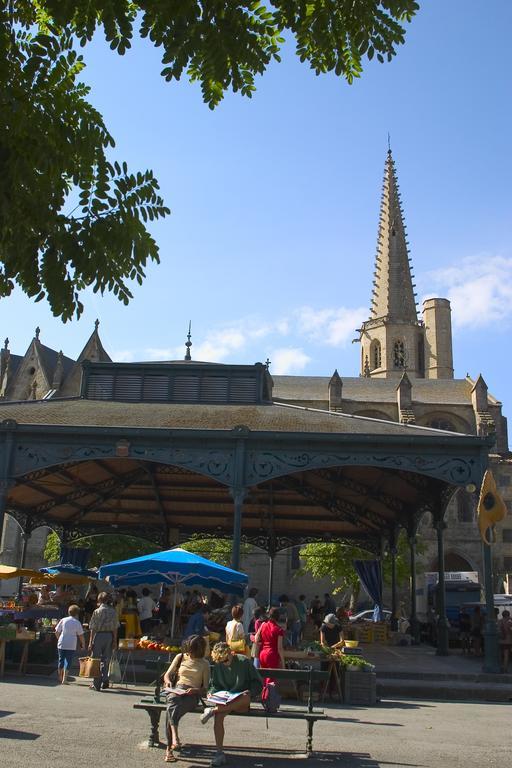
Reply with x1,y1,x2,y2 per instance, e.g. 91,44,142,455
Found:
44,530,157,568
180,534,251,568
44,530,252,570
32,1,419,107
299,531,423,603
1,5,169,320
1,2,418,320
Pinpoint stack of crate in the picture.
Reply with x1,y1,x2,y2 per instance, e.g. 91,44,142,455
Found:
343,670,377,705
372,622,389,643
354,624,373,643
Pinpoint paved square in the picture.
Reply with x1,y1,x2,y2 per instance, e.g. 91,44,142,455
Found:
0,676,510,768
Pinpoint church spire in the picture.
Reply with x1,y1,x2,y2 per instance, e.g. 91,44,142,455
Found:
370,149,417,323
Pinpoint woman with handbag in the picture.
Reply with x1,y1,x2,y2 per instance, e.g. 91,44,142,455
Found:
249,607,266,668
163,635,210,763
225,605,248,656
255,607,285,675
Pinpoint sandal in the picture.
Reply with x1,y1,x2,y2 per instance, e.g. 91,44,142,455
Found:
164,747,177,763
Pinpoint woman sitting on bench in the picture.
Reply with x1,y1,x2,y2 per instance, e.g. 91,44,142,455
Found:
201,642,262,767
162,635,210,763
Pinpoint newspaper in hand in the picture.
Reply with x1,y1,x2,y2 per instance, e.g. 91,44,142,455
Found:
205,690,245,706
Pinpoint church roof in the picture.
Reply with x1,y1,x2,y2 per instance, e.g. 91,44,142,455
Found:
0,397,468,436
37,342,74,383
272,375,494,406
4,352,22,377
58,321,112,397
368,149,418,323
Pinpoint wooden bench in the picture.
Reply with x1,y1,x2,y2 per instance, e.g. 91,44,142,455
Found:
133,666,330,755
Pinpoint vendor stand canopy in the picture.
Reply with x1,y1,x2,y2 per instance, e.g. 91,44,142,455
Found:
40,564,98,579
0,565,42,580
99,547,248,636
0,565,93,585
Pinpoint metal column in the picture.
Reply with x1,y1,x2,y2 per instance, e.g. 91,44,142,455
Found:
0,424,16,547
16,529,31,601
482,530,500,672
408,534,420,643
389,528,398,631
267,552,275,608
230,489,245,572
434,518,450,655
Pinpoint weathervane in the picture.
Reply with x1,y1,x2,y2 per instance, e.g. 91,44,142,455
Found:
184,321,192,361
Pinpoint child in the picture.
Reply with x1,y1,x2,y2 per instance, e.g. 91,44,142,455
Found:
55,604,85,684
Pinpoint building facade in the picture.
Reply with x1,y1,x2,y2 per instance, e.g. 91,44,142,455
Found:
1,150,511,597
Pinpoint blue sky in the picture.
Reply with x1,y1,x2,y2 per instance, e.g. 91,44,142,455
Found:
1,2,511,414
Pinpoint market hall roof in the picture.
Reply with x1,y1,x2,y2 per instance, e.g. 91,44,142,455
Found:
0,381,490,555
0,398,468,436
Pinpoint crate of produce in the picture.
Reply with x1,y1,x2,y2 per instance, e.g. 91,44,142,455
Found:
354,625,373,643
343,670,377,705
372,623,389,643
0,626,17,640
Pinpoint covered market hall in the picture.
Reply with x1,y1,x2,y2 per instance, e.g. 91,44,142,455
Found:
0,359,499,670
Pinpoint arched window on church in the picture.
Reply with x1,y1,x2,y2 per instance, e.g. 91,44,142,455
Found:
371,340,382,370
429,418,456,432
393,340,405,368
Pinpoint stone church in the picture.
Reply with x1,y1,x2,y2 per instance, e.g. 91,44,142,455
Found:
1,150,511,597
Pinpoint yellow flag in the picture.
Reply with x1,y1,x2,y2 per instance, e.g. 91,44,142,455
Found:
477,470,507,545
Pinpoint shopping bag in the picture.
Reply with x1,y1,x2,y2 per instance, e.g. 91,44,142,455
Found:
108,652,122,683
79,656,101,678
228,638,247,654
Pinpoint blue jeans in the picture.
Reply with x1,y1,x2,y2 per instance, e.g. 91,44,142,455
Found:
57,648,75,670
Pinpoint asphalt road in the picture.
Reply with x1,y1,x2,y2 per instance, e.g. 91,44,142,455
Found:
0,676,510,768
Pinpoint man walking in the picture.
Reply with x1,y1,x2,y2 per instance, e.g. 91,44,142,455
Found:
88,591,118,691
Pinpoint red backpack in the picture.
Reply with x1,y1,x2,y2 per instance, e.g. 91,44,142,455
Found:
261,681,281,714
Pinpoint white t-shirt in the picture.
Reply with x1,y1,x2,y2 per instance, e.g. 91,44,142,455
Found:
55,616,84,650
138,596,156,621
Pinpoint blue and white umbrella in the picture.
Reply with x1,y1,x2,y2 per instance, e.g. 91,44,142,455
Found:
98,548,248,637
40,564,98,578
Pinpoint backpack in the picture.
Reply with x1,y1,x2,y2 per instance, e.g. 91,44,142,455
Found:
261,681,281,714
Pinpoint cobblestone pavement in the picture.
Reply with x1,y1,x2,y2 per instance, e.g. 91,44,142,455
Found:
0,675,510,768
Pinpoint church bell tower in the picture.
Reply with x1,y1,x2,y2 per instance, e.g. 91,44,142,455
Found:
359,149,426,379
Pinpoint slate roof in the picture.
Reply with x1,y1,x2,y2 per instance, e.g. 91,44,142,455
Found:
0,398,468,437
272,375,493,406
37,342,74,383
5,353,22,377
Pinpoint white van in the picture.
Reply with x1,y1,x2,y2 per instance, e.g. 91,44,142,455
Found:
494,594,512,618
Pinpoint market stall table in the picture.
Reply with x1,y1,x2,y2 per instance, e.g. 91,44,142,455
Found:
283,650,343,702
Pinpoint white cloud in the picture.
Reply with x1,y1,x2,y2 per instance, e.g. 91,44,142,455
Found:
138,307,365,370
296,305,367,346
112,349,136,362
145,347,176,360
143,318,290,364
271,347,311,374
193,328,246,362
425,255,512,329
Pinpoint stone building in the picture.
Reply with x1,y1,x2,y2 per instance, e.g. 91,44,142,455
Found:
1,150,511,598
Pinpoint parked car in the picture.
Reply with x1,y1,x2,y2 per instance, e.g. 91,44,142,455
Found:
349,609,392,623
